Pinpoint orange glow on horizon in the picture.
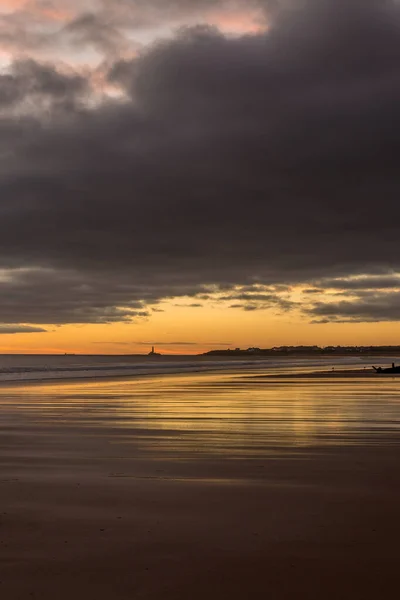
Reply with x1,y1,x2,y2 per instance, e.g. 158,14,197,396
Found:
1,299,400,355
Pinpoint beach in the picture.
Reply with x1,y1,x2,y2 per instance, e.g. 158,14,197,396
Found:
2,369,400,599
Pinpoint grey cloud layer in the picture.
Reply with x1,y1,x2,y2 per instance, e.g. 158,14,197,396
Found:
309,292,400,323
1,0,400,323
312,276,400,291
0,325,47,334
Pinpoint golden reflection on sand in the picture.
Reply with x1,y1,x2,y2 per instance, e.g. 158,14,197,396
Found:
1,372,400,455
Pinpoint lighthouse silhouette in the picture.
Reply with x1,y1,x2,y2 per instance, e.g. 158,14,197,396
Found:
148,346,160,356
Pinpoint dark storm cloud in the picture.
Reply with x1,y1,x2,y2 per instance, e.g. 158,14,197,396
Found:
0,268,222,324
0,269,153,324
0,59,89,111
308,292,400,323
1,0,400,324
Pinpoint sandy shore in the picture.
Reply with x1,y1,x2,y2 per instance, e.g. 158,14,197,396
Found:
1,373,400,599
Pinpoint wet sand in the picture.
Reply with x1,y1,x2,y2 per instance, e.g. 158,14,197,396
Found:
248,367,400,379
1,372,400,599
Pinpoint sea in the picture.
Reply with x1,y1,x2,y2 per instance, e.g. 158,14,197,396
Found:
0,353,396,384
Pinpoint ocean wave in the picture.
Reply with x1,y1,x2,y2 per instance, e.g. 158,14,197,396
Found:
0,358,262,383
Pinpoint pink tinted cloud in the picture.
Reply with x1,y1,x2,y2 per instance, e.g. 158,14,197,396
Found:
0,1,267,70
207,10,267,35
0,0,71,19
0,0,26,10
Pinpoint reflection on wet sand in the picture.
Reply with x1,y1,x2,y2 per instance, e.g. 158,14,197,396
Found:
2,372,400,454
2,372,400,600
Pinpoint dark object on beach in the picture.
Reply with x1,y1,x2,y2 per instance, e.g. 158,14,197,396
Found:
372,363,400,374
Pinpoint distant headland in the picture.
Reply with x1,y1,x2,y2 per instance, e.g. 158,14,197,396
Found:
201,345,400,357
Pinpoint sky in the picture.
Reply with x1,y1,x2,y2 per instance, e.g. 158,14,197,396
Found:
1,0,400,354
